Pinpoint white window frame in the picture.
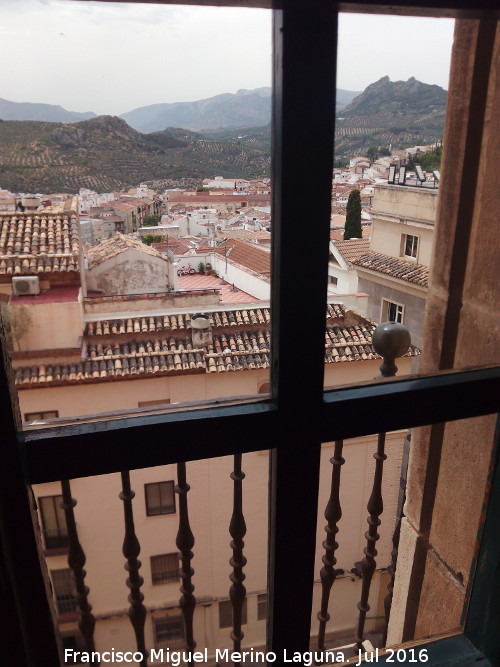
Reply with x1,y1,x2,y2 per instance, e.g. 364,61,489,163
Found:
382,299,404,324
403,233,419,260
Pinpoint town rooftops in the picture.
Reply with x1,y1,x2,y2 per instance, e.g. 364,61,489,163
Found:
86,234,167,268
333,239,371,268
353,251,429,287
0,212,80,275
212,239,271,278
14,303,420,388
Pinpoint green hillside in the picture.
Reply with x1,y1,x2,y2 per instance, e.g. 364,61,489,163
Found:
0,116,270,193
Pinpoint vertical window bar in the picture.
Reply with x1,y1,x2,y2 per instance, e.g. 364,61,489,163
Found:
0,322,61,666
229,453,247,652
120,471,148,666
175,462,196,657
60,480,96,652
268,0,338,655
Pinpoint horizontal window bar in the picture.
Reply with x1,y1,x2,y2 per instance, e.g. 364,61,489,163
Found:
25,366,500,483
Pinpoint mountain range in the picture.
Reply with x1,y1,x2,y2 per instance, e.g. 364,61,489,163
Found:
0,77,447,193
0,87,360,132
0,98,96,124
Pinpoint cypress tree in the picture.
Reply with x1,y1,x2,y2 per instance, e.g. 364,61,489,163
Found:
344,189,362,240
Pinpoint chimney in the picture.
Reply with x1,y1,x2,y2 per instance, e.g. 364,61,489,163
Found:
191,314,212,348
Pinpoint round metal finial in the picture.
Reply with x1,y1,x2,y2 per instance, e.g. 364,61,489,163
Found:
372,321,411,378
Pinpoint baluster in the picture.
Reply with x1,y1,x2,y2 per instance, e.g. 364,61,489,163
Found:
120,471,147,666
229,453,247,653
317,440,344,651
354,321,411,650
60,479,96,652
176,462,196,659
355,432,387,649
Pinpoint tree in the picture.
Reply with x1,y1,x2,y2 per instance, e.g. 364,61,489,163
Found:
196,186,210,192
142,234,164,246
1,304,33,350
344,189,362,240
143,214,161,227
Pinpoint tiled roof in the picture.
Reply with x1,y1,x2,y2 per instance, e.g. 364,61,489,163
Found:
353,252,429,286
333,239,371,267
86,234,167,268
15,304,419,387
84,308,270,336
0,213,80,275
212,239,271,277
152,239,192,255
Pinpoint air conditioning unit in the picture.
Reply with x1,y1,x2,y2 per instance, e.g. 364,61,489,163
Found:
12,276,40,296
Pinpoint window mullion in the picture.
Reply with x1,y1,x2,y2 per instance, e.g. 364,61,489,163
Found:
268,1,338,654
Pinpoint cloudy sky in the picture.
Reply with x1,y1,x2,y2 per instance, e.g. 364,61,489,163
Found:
0,1,455,116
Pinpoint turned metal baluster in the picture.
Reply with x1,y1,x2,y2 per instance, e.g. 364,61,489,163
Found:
355,321,411,650
176,462,196,660
229,453,247,653
317,440,344,650
355,431,387,649
60,479,96,652
120,471,147,666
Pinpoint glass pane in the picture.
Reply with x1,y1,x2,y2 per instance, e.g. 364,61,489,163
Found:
32,453,268,663
312,414,497,657
325,13,455,388
0,0,272,427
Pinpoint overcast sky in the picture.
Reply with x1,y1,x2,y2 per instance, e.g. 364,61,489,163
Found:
0,1,455,116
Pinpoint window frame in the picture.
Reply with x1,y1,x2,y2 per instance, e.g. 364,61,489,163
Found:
150,553,180,585
37,494,68,551
0,2,498,667
24,410,59,423
382,298,405,324
144,481,176,516
402,233,419,259
153,614,185,650
219,598,248,629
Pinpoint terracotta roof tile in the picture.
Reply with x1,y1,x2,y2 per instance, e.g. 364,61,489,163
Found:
333,239,371,268
212,239,270,277
0,212,80,275
16,304,419,387
86,234,167,268
353,252,429,286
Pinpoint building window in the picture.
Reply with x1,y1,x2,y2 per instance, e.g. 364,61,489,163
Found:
151,553,179,585
38,495,68,550
383,300,404,324
329,275,338,286
257,593,267,621
219,599,247,628
403,234,418,259
153,615,185,650
145,481,175,516
51,569,78,615
24,410,59,423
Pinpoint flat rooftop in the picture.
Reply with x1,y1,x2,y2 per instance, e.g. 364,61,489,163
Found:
10,285,80,305
177,273,260,305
